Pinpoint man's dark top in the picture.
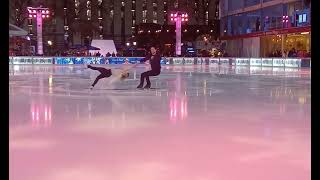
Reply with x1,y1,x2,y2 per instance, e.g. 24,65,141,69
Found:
140,53,161,71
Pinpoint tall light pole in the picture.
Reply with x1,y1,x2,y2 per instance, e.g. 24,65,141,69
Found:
170,12,188,56
27,7,50,55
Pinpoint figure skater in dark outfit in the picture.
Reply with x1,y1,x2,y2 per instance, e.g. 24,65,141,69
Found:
87,65,129,89
137,47,161,89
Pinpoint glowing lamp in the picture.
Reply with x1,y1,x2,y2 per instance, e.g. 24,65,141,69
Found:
171,18,173,21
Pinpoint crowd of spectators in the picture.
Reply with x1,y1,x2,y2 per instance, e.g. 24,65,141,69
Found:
268,48,311,58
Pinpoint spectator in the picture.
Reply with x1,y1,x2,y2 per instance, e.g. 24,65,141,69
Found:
282,50,287,57
111,52,115,57
292,48,297,57
106,52,111,57
96,51,101,57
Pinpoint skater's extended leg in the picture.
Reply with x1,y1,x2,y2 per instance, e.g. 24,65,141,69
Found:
88,65,108,74
137,71,148,88
91,74,105,87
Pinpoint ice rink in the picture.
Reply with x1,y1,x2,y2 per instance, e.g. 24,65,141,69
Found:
9,64,311,180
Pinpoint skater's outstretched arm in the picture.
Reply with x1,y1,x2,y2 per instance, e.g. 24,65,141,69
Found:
139,54,151,63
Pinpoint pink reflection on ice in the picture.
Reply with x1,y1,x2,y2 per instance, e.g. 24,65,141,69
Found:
31,101,52,128
169,73,188,123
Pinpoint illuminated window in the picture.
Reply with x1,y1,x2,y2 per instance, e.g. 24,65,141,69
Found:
133,19,136,26
143,10,147,18
122,1,125,6
98,0,102,6
153,2,157,7
87,10,91,20
74,0,80,17
153,19,157,23
143,0,147,8
75,0,80,8
110,10,114,18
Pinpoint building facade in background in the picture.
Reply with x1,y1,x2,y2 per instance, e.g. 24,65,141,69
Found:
10,0,220,54
219,0,311,57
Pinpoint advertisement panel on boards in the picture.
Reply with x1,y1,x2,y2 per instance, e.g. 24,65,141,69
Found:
261,58,273,67
184,58,195,65
209,58,219,66
250,58,262,66
272,58,285,67
172,57,184,65
196,58,203,65
220,58,230,65
235,58,250,66
285,58,301,68
12,57,33,64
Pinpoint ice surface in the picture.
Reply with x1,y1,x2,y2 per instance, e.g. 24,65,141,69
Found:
9,65,311,180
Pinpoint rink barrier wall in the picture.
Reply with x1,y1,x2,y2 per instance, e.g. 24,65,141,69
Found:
9,56,311,68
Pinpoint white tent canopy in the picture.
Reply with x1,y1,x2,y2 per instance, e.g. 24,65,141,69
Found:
90,39,117,56
9,24,28,37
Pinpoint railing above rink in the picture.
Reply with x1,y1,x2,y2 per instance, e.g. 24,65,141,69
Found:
9,56,311,68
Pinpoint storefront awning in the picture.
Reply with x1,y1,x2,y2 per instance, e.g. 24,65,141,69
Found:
9,24,28,37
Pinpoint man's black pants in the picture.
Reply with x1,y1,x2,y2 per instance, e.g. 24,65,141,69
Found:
139,69,160,85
